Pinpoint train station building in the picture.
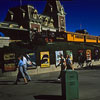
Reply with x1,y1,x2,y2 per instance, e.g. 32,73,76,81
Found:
0,0,100,76
0,0,66,41
0,0,67,75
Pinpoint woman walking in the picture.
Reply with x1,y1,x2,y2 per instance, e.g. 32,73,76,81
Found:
66,55,74,70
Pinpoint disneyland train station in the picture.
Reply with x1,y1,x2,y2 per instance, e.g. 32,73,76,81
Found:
0,0,100,75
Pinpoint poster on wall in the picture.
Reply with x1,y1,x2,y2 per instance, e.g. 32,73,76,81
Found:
78,50,84,59
78,50,84,55
40,51,50,68
94,49,99,60
77,50,84,67
26,52,37,69
86,49,91,61
3,53,16,71
55,50,63,66
4,53,15,60
66,50,73,61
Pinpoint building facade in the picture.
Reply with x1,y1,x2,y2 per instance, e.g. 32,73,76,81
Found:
0,0,66,42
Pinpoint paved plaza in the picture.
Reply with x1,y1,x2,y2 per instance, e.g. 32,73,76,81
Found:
0,69,100,100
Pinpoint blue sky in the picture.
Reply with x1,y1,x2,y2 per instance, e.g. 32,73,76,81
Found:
0,0,100,36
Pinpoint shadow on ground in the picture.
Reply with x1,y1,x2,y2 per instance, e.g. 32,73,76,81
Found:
76,65,100,70
34,95,64,100
0,80,27,85
0,80,15,85
35,79,61,84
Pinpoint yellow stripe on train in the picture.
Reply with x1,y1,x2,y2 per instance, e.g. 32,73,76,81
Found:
85,35,97,43
67,32,84,42
65,31,98,43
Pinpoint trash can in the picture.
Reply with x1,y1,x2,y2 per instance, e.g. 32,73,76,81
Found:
61,70,79,100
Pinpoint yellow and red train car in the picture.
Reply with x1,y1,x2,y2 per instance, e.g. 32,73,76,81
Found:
63,31,98,43
54,31,99,44
66,31,84,42
85,34,97,43
97,36,100,43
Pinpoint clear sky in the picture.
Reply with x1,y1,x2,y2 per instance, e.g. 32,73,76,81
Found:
0,0,100,36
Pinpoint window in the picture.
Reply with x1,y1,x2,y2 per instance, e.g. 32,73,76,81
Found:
11,15,13,20
61,19,64,26
23,13,25,18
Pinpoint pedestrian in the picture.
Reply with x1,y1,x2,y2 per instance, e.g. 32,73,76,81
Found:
78,55,84,68
22,55,31,81
14,55,28,85
66,55,74,70
57,54,66,80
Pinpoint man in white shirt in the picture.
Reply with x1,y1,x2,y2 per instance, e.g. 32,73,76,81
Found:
22,55,31,81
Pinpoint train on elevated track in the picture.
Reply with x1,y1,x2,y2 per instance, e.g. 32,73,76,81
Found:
53,30,100,44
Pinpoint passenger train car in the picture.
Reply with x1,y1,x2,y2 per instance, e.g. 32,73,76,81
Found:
54,31,99,43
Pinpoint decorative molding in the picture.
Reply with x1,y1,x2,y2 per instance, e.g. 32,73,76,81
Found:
9,24,13,28
20,26,23,29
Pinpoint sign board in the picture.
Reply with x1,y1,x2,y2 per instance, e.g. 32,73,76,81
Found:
40,51,50,68
86,49,91,61
66,50,73,61
94,49,99,60
3,53,16,71
55,50,63,66
26,52,37,69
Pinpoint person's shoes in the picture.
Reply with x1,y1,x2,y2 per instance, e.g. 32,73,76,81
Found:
24,82,28,85
57,78,61,81
14,82,18,85
28,80,31,82
17,79,20,82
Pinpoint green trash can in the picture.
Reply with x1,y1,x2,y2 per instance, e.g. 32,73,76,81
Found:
61,70,79,100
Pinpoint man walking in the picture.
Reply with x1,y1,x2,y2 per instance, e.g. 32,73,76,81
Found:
57,54,66,80
22,55,31,81
15,55,28,85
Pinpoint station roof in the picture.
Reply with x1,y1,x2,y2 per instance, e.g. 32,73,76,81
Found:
0,21,28,31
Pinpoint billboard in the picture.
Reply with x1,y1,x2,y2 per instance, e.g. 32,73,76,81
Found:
55,50,63,66
78,50,84,61
94,49,99,60
3,53,16,71
86,49,91,61
40,51,50,68
4,53,15,60
66,50,73,61
26,52,37,69
77,50,84,67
